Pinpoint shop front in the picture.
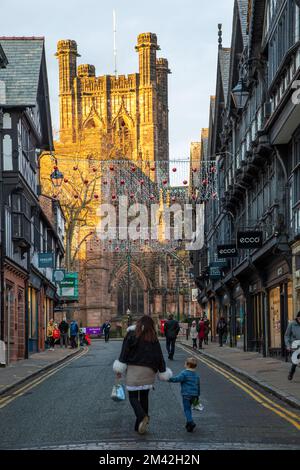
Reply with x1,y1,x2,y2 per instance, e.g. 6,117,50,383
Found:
268,280,293,357
233,285,246,349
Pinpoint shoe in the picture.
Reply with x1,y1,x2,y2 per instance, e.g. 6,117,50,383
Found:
288,372,294,381
186,422,196,432
138,416,149,435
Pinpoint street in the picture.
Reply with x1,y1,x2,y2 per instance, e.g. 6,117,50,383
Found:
0,341,299,450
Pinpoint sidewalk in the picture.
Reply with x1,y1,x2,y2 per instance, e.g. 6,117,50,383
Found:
0,347,81,396
180,339,300,409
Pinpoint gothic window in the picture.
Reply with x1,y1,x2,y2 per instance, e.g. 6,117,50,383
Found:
85,119,96,129
113,116,132,158
117,270,144,316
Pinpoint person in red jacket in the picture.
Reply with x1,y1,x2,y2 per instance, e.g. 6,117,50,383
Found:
197,318,206,350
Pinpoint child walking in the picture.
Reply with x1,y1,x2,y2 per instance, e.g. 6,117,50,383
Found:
169,357,200,432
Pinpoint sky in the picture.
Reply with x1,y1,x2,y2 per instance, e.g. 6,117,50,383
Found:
1,0,234,159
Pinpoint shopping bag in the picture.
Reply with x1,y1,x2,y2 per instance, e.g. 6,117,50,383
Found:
111,384,126,402
191,397,204,411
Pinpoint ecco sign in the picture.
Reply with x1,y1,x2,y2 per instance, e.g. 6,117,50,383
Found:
237,231,263,249
217,245,238,258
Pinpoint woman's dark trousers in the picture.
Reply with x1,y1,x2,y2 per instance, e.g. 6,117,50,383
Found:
192,338,197,349
128,390,149,430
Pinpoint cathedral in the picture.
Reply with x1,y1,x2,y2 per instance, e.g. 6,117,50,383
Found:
41,33,197,329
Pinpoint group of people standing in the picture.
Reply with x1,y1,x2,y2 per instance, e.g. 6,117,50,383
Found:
46,318,79,350
190,314,211,350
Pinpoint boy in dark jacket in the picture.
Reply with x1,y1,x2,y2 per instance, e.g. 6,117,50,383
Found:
169,357,200,432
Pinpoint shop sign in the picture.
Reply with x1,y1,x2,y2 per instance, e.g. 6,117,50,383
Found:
59,272,79,300
237,231,263,249
38,252,54,268
209,266,222,280
53,269,65,283
210,260,228,268
86,327,101,336
217,244,238,258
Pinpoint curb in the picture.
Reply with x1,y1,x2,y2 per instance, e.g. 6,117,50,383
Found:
0,347,84,398
179,342,300,411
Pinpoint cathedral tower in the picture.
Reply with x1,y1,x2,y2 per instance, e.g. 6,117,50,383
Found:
56,39,79,142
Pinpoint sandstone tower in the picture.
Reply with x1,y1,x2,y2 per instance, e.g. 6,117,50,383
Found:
41,33,195,327
55,33,170,163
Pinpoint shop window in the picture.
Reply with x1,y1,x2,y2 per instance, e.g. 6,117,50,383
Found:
288,281,294,322
269,287,281,348
28,287,38,339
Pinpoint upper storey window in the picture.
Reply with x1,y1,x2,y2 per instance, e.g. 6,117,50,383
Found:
264,0,285,38
267,0,296,84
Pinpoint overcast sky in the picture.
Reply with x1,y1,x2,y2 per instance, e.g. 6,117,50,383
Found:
1,0,234,158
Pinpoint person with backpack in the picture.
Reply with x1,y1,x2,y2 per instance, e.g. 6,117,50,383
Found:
70,319,79,349
216,316,228,347
164,314,180,360
113,315,172,435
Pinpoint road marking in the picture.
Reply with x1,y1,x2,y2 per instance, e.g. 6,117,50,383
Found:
179,345,300,431
0,348,88,409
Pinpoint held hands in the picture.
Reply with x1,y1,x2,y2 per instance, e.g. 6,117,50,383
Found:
116,372,122,379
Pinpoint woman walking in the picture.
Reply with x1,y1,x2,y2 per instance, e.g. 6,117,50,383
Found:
190,321,198,349
113,315,172,434
197,318,206,350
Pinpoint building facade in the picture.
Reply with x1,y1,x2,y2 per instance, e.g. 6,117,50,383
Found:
192,0,300,358
0,37,64,364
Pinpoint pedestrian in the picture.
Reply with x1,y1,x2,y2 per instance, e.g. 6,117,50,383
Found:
197,318,205,349
203,314,210,345
102,320,111,343
168,357,200,432
284,311,300,381
59,318,69,348
47,319,55,350
52,323,61,348
70,319,79,349
113,315,172,435
190,321,198,349
164,314,180,360
216,316,227,347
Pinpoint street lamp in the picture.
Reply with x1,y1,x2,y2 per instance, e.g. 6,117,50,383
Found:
231,78,249,109
50,167,64,188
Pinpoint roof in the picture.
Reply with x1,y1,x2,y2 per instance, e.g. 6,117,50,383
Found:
219,48,231,106
0,37,45,106
237,0,249,46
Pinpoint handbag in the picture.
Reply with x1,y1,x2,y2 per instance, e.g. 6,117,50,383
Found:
111,383,126,402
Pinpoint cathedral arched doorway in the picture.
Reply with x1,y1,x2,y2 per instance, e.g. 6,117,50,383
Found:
117,271,145,317
110,263,151,318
